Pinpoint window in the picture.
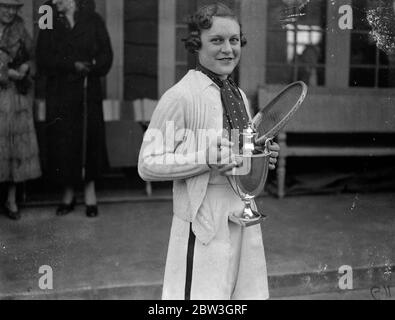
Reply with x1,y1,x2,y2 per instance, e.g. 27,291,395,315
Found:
349,0,395,88
266,0,327,86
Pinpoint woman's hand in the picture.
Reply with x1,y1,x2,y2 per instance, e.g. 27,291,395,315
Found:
7,68,24,81
255,139,280,170
18,63,30,77
267,142,280,170
75,61,91,75
206,137,242,175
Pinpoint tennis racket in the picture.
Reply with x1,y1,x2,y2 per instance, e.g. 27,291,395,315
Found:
227,81,308,226
253,81,308,145
231,81,308,196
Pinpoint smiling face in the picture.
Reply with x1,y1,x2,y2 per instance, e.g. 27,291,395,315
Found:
198,16,242,80
0,5,19,26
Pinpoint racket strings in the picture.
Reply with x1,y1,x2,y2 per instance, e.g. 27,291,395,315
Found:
234,82,307,195
255,85,305,139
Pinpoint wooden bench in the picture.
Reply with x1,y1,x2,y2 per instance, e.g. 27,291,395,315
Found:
258,86,395,198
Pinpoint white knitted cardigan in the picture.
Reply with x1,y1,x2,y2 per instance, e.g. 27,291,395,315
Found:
138,70,252,245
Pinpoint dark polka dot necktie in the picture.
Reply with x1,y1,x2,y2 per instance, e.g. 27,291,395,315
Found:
196,63,250,152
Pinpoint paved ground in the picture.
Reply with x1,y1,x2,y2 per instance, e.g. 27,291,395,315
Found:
275,288,394,300
0,191,394,300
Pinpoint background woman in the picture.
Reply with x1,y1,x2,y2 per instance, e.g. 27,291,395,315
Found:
0,0,41,220
36,0,113,218
139,3,280,300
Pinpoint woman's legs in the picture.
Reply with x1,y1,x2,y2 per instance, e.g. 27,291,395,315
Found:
4,183,21,220
7,183,17,211
56,182,98,217
84,181,97,206
62,182,98,206
56,185,76,216
62,186,75,204
85,180,98,217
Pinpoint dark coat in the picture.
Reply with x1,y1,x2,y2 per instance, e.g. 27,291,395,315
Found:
36,2,113,186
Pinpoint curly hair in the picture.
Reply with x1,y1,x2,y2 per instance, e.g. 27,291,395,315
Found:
183,3,247,53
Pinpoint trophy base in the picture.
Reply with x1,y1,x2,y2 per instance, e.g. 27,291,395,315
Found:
229,211,267,227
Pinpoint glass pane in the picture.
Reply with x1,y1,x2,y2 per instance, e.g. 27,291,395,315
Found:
296,65,325,86
267,0,327,85
268,0,326,30
289,26,326,64
267,31,289,64
349,0,395,87
350,33,377,65
267,0,286,30
349,68,376,87
353,0,395,33
379,68,395,87
297,0,327,29
352,0,372,31
379,50,393,67
367,7,395,56
266,66,294,84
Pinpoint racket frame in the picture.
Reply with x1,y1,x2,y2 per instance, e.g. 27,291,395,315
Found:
253,81,308,145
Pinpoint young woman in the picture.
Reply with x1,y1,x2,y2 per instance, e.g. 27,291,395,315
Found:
0,0,41,220
36,0,113,218
139,4,279,300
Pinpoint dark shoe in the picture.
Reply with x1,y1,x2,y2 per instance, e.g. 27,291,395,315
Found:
5,203,21,221
86,205,98,218
56,198,76,216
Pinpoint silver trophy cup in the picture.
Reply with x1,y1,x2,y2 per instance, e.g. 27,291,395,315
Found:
228,123,272,227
